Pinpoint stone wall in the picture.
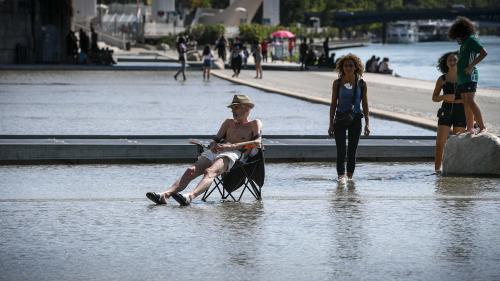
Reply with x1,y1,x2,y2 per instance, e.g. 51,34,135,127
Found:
0,0,72,64
0,1,33,63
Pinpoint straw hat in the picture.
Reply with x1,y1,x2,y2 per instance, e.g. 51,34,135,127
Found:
227,94,254,109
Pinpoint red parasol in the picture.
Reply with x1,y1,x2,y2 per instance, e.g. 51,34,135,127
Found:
271,30,295,39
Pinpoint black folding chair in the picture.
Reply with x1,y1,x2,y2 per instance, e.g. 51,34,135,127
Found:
190,140,265,202
202,148,265,202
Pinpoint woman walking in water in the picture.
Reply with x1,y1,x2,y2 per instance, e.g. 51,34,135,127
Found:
328,54,370,182
432,51,466,173
448,16,488,133
174,36,187,81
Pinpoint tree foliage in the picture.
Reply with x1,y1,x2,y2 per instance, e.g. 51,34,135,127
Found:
188,24,225,45
280,0,498,25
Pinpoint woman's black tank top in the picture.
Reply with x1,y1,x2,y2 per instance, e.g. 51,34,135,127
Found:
441,74,460,101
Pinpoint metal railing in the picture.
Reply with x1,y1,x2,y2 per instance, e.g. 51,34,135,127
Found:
74,22,129,50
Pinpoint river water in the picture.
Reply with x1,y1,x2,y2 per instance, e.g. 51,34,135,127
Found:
1,163,499,281
333,36,500,88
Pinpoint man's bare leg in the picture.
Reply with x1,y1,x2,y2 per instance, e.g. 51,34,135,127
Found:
160,157,212,203
185,157,228,202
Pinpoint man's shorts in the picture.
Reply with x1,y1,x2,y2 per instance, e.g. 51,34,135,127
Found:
456,82,477,95
437,103,466,128
200,150,242,171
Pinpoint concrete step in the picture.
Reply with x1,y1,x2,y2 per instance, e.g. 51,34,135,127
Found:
0,135,435,164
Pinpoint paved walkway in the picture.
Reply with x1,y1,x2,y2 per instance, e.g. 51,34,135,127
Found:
212,68,500,135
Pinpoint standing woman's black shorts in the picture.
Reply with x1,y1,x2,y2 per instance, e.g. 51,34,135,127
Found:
437,102,466,127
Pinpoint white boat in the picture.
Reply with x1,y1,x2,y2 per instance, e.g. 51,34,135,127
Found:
386,21,418,43
417,20,439,42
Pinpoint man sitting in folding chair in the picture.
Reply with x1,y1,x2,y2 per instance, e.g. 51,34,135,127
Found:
146,94,262,206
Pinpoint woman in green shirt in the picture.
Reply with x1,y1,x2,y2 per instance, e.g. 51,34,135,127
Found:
448,16,488,134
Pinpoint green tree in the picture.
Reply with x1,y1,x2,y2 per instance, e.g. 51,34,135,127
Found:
188,24,225,45
280,0,308,26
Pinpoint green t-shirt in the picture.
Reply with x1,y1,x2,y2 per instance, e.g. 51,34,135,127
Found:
457,35,483,85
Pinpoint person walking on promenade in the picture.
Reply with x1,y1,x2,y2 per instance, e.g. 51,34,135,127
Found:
253,45,263,79
288,38,295,59
90,25,99,57
202,45,213,81
230,46,243,78
215,35,227,62
323,37,330,59
328,54,370,181
66,30,78,63
174,36,187,81
299,38,308,70
448,16,488,134
146,95,262,206
261,39,268,63
432,51,466,173
78,28,90,64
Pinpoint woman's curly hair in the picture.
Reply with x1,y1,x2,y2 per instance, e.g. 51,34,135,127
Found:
437,51,458,74
335,53,364,78
448,16,476,40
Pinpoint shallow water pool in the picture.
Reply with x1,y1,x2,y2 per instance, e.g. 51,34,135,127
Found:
1,162,499,281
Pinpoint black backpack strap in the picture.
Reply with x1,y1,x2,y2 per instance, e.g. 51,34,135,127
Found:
351,77,359,106
333,79,341,102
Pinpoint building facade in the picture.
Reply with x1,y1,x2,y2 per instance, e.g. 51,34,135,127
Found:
0,0,72,64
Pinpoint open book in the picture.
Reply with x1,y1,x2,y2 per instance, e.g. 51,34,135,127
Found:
189,139,209,149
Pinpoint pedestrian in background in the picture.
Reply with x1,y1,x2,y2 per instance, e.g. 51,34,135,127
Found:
253,45,263,79
174,36,187,81
230,46,242,78
261,39,268,63
215,35,227,62
202,45,213,81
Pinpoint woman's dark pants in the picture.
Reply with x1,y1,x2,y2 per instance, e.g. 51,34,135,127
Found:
334,118,362,176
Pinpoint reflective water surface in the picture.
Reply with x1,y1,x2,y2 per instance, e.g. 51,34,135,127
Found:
1,163,499,281
0,71,433,135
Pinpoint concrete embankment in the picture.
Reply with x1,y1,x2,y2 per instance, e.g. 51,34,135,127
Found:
212,69,500,135
0,135,435,164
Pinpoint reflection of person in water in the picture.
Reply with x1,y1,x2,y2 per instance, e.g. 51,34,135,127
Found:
329,181,365,260
434,177,478,263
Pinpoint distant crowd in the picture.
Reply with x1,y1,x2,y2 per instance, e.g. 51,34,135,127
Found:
365,56,393,74
66,25,116,66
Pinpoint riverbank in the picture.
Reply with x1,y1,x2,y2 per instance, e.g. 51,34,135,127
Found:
212,69,500,135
